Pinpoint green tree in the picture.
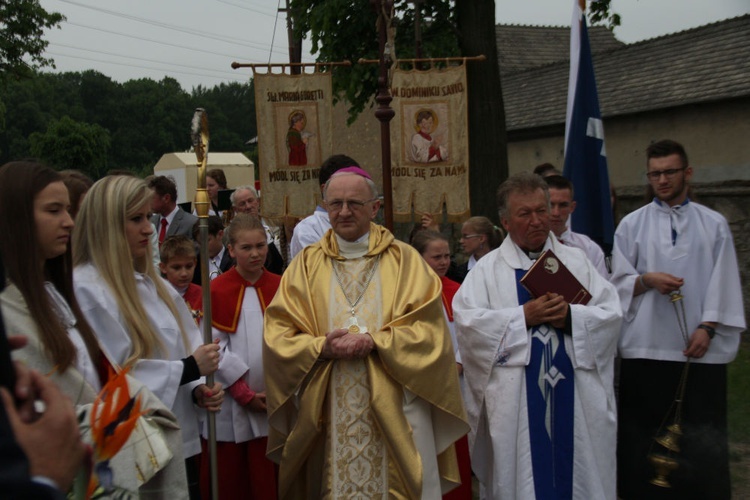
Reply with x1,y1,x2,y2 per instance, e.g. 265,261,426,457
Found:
293,0,458,120
111,77,192,172
0,1,64,154
0,72,61,161
191,81,256,152
0,0,64,81
29,115,110,178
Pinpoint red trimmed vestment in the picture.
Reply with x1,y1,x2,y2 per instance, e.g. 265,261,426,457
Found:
200,267,281,500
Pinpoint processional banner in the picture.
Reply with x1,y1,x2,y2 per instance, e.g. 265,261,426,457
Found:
253,71,333,218
390,64,470,222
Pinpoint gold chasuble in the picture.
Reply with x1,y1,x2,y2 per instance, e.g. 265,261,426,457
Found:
263,223,469,499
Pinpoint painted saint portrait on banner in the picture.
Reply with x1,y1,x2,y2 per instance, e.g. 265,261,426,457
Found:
391,66,469,222
274,106,320,168
409,107,449,163
286,110,314,166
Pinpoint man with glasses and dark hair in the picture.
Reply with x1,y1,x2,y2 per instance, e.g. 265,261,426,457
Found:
263,167,469,499
611,139,745,499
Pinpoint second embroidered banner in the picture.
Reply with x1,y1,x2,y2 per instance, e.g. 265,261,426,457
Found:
390,64,470,221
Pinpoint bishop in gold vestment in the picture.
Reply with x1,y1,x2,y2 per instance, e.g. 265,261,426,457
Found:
263,169,468,499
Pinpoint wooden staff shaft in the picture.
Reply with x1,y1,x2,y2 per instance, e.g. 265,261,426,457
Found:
192,109,219,500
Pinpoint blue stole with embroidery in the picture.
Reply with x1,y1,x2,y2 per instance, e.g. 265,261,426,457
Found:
516,269,575,499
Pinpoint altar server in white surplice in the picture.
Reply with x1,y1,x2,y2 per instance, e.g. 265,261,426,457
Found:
611,140,745,499
543,174,609,278
453,172,622,500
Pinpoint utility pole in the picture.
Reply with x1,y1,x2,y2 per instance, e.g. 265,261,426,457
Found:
280,0,303,74
408,0,424,68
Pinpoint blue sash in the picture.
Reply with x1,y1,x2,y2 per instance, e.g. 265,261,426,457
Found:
516,269,574,499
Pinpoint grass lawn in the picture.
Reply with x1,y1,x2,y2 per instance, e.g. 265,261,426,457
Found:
729,338,750,496
467,339,750,498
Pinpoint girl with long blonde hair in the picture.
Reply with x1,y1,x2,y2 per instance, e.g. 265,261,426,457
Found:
73,175,223,499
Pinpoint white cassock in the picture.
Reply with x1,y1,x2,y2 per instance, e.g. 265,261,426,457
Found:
206,288,268,442
453,235,621,499
411,132,448,162
288,207,330,260
558,227,609,278
74,263,205,458
611,199,745,362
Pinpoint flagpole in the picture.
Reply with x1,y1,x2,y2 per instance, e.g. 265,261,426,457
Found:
563,0,615,253
565,0,584,153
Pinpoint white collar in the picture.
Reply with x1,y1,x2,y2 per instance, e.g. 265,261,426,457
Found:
212,246,226,265
162,204,180,225
500,233,556,270
336,232,370,259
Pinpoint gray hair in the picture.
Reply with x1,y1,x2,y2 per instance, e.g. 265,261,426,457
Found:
323,172,378,200
230,185,259,206
496,172,550,220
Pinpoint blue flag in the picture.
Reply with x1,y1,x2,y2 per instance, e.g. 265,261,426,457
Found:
563,3,614,254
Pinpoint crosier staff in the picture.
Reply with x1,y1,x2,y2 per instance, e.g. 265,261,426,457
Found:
191,108,219,500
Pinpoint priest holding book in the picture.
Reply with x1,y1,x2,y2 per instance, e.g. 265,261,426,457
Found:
453,172,622,499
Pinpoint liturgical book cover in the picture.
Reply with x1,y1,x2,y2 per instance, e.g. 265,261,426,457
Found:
520,249,591,305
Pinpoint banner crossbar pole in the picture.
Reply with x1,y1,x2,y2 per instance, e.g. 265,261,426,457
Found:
231,61,352,71
357,55,486,65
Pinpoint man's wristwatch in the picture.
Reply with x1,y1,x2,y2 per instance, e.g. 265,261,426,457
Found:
698,323,716,339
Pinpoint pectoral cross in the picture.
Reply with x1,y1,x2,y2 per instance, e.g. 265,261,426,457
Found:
346,313,367,334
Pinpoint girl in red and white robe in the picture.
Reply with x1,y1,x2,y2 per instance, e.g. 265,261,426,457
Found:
412,229,473,500
200,214,280,499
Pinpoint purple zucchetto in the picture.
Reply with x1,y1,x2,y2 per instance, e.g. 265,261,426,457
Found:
334,166,372,180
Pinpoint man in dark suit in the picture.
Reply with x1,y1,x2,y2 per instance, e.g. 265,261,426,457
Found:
0,258,86,499
149,176,199,245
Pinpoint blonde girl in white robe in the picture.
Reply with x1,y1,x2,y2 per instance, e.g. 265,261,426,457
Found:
72,175,224,499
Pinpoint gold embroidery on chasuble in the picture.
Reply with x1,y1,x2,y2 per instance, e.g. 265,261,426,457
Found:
323,257,387,499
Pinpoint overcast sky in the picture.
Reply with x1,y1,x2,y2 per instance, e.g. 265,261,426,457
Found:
38,0,749,91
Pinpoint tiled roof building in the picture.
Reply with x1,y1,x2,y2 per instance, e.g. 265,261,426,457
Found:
499,15,750,132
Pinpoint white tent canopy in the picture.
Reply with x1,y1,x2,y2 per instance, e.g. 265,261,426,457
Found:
153,152,255,204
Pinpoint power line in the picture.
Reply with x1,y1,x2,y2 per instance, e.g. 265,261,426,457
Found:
49,42,241,78
215,0,277,17
269,0,282,65
46,51,248,84
59,0,280,50
62,21,287,60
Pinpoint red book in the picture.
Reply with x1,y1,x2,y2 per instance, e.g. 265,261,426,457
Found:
520,249,591,305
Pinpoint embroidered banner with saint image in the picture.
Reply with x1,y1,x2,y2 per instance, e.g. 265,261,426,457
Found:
390,64,470,222
253,71,333,218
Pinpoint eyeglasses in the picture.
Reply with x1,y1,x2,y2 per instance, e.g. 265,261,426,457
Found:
460,234,481,240
646,167,686,180
326,198,378,212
